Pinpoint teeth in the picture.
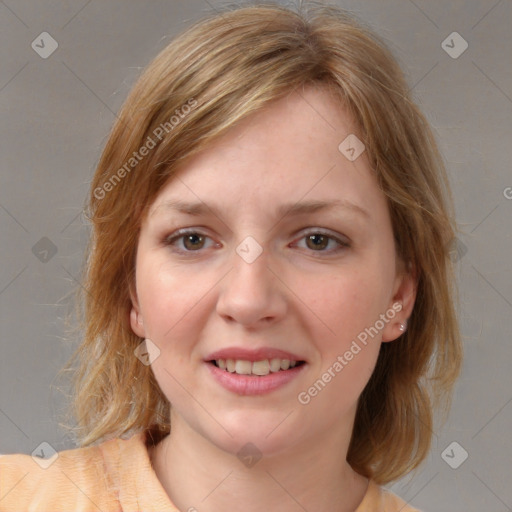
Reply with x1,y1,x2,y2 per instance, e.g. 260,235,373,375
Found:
215,358,301,376
235,360,252,375
252,360,270,376
269,358,281,372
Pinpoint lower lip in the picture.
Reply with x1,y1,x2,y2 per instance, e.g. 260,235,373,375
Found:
205,362,306,396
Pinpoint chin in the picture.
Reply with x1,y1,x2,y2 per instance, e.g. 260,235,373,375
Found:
199,411,305,459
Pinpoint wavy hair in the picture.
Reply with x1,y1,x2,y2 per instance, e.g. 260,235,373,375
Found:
60,2,462,484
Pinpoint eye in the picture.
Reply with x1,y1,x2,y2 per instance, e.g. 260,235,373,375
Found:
293,229,350,254
164,229,217,253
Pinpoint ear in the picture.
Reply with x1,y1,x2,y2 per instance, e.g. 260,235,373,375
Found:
129,285,146,338
381,261,417,343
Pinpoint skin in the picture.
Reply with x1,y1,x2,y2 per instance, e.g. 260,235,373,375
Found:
130,85,416,512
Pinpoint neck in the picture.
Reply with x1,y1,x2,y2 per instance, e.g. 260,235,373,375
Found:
149,414,369,512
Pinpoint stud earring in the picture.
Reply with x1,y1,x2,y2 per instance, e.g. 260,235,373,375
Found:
399,320,407,332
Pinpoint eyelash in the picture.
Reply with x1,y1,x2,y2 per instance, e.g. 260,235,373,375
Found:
163,228,350,256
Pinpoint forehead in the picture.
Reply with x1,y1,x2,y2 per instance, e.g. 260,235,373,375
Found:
148,86,385,221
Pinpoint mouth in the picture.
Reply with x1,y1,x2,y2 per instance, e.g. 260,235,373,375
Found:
204,347,307,394
209,358,306,376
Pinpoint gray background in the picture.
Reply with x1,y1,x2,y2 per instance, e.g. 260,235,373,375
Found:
0,0,511,510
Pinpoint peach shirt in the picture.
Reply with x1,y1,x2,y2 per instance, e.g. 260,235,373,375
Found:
0,432,421,511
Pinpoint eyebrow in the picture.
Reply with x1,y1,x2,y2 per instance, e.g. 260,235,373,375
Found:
154,198,369,220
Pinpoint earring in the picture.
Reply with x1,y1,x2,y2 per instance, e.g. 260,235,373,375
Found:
399,320,407,332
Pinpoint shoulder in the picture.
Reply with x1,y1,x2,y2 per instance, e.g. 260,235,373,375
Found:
356,480,422,512
0,433,146,511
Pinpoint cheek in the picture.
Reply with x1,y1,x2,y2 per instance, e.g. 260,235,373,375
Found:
308,266,389,346
135,258,218,400
137,262,210,405
311,262,394,397
301,274,386,410
136,259,214,340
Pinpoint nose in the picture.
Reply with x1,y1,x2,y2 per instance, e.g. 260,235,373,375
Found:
216,248,287,328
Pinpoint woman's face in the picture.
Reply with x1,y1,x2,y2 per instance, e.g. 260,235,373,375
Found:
131,86,415,456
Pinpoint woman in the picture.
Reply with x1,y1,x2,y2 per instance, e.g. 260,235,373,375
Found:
0,3,462,511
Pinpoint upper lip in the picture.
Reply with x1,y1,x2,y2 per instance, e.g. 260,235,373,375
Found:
205,347,305,363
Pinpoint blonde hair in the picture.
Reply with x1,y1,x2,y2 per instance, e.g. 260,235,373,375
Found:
61,2,462,484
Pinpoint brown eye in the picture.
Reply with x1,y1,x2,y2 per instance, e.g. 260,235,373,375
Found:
183,233,205,250
305,234,329,250
292,229,350,256
164,230,216,253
